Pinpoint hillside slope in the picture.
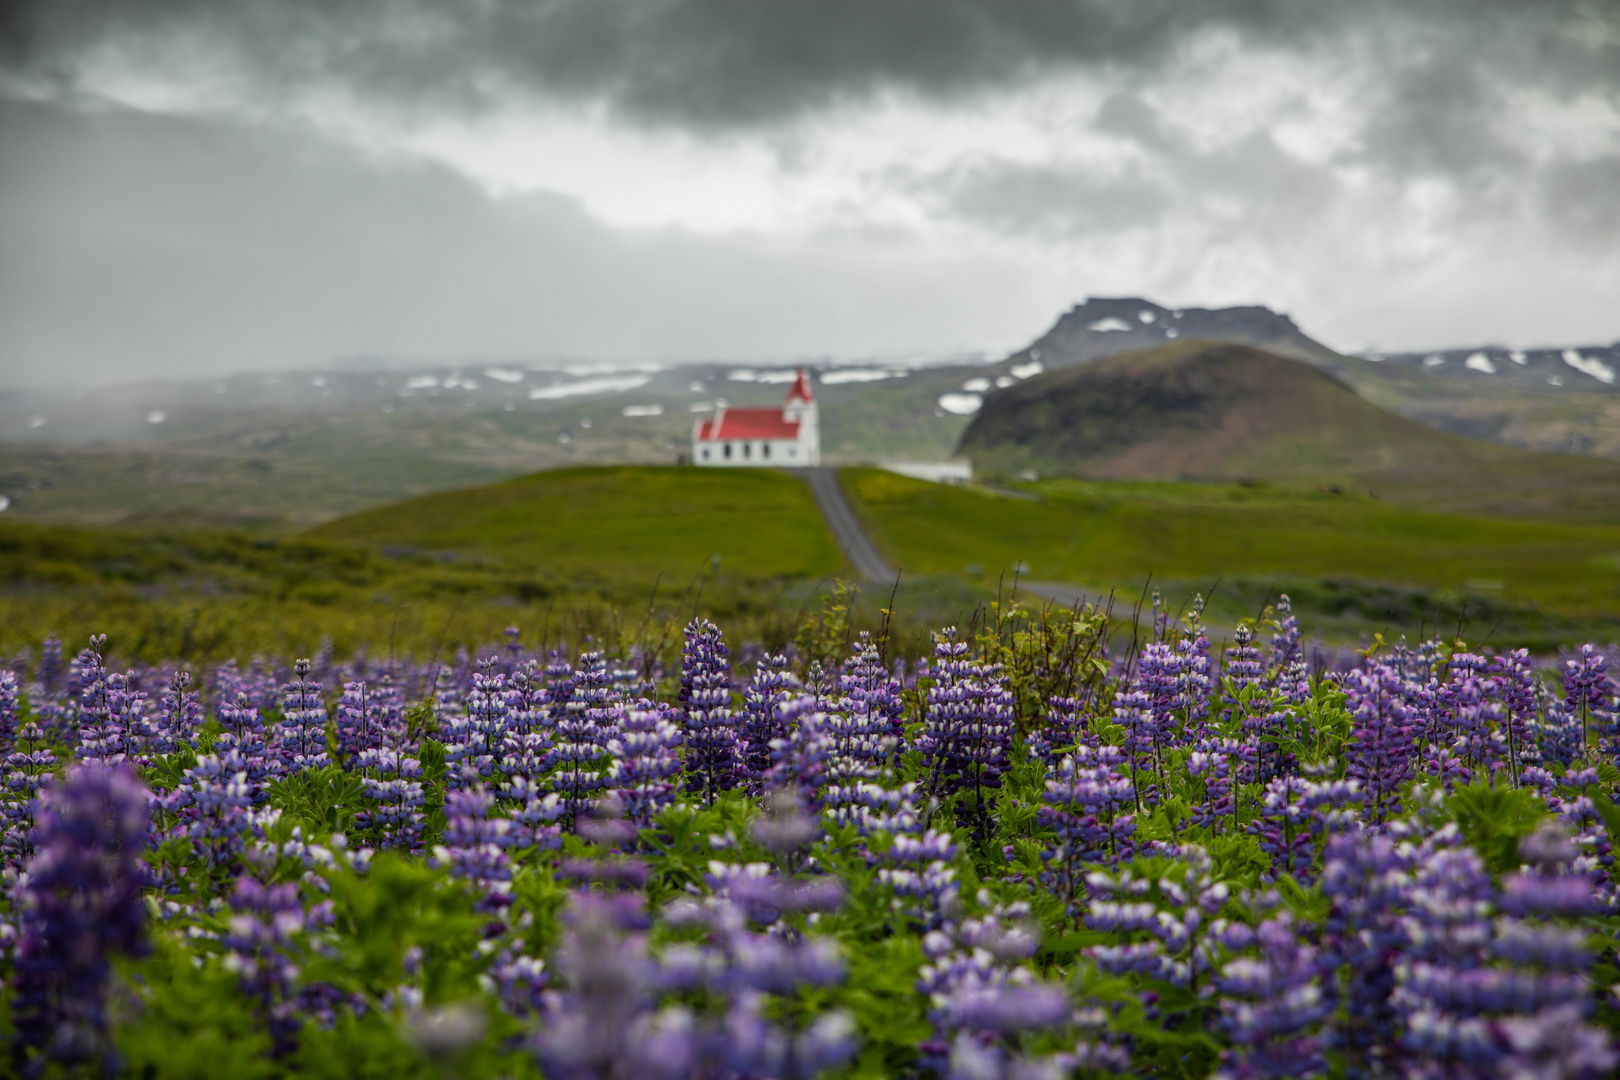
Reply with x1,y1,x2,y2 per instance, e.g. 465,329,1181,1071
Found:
958,340,1620,522
306,465,842,581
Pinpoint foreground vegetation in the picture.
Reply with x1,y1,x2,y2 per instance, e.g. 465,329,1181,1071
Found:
2,592,1618,1078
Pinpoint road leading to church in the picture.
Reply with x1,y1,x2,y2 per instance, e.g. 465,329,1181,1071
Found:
799,468,895,582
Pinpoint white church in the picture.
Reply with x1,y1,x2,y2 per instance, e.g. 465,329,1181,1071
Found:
693,369,820,467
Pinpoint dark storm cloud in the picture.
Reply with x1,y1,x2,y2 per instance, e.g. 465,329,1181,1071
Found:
2,0,1615,133
0,98,1055,387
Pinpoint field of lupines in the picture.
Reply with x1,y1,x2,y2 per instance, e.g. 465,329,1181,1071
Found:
2,594,1620,1079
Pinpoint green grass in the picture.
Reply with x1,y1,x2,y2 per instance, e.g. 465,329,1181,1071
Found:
841,468,1620,637
306,465,842,583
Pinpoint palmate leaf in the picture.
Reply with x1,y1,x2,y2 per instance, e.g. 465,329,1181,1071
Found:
1444,778,1550,877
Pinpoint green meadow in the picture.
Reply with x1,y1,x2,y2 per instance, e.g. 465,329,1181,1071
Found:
3,465,1617,664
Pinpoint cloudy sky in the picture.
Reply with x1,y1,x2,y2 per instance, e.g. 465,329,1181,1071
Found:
2,1,1618,388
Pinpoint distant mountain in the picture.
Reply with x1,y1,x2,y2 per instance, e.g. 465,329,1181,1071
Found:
991,297,1342,376
1368,343,1619,392
958,340,1620,522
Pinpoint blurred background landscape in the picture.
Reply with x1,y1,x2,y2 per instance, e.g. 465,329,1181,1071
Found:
2,1,1618,659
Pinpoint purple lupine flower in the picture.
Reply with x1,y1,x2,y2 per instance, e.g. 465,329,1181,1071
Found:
1188,736,1240,834
1319,831,1413,1077
223,875,337,1057
1,721,57,865
142,670,202,759
608,703,685,826
917,629,1014,846
738,652,794,789
277,659,330,772
0,670,20,754
1224,624,1267,705
536,892,695,1080
1084,848,1231,993
443,658,514,791
33,635,62,697
216,691,280,796
433,788,514,926
550,652,618,828
1269,594,1303,676
765,701,835,813
1343,661,1415,823
1029,695,1085,767
1564,645,1617,768
163,751,255,874
679,619,738,803
917,894,1067,1073
1037,745,1137,914
837,631,905,751
1491,649,1540,783
354,747,426,852
75,652,142,767
332,679,386,766
11,765,150,1075
1537,678,1585,769
1214,913,1329,1080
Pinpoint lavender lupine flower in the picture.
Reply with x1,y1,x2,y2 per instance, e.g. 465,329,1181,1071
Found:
917,629,1014,845
354,747,427,852
1084,847,1231,993
332,679,387,766
433,788,514,925
837,631,906,751
1,722,57,864
164,751,255,873
551,652,619,828
223,876,337,1058
679,619,738,803
33,635,62,698
1319,831,1414,1077
1188,736,1241,835
11,765,150,1075
1269,594,1303,676
1433,651,1506,780
1214,913,1329,1080
277,659,330,772
536,892,695,1080
1224,624,1267,706
1136,641,1190,761
143,670,202,758
1343,661,1416,824
1491,649,1540,783
77,665,143,768
444,659,515,791
1564,645,1617,767
608,704,685,826
1038,745,1137,915
738,652,794,789
499,775,565,851
1537,679,1585,769
1029,695,1085,767
0,670,20,753
917,894,1068,1073
216,691,280,796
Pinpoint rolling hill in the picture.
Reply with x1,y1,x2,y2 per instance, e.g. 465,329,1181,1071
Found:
957,340,1620,523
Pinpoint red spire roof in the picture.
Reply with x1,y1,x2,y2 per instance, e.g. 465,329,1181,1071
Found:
785,367,815,404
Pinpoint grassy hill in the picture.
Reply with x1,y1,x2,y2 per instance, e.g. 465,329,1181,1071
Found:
958,341,1620,523
840,467,1620,645
307,465,842,584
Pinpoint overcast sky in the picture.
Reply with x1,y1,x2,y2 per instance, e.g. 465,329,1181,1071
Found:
2,1,1618,389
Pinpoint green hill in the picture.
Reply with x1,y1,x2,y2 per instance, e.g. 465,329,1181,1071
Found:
840,467,1620,642
305,465,841,583
958,341,1620,523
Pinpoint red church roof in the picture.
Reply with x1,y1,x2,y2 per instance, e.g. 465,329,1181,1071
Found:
695,409,801,441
